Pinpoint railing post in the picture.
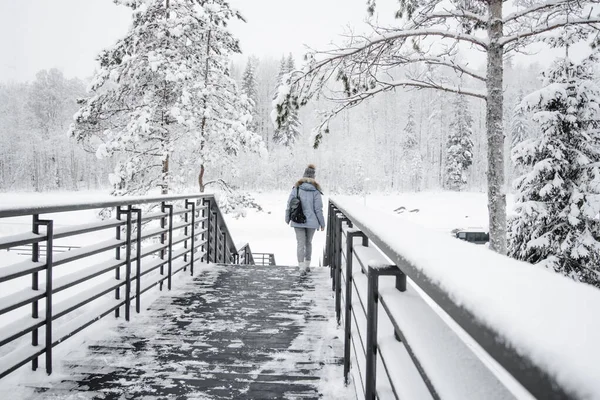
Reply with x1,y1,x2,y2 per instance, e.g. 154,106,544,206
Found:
344,230,358,383
213,215,219,263
331,210,339,290
115,206,122,317
132,208,142,313
186,200,196,275
221,231,227,264
31,214,40,371
365,266,380,400
124,206,132,321
335,216,348,325
159,202,166,290
202,198,210,263
39,219,54,375
165,204,174,290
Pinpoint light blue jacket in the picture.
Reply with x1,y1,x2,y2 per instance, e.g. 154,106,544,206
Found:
285,178,325,229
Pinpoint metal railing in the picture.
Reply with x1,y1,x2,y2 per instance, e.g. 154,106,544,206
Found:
251,253,276,266
324,198,587,400
0,193,253,380
6,244,80,256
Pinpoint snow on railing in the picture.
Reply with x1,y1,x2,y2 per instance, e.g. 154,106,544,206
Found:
324,197,600,400
0,193,253,380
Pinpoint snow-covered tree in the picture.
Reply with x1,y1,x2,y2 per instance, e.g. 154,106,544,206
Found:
511,91,529,149
508,56,600,287
399,102,422,190
241,56,259,132
445,95,474,191
272,54,301,147
274,0,600,254
71,0,263,195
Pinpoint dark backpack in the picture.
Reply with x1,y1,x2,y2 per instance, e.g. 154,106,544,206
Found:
289,187,306,224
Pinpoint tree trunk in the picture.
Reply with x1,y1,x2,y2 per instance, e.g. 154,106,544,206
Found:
486,0,507,254
198,164,205,193
162,155,169,195
198,28,212,193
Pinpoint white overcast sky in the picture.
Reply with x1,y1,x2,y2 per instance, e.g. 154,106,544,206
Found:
0,0,369,82
0,0,587,83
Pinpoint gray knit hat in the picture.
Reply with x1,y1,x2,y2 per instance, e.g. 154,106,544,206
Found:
303,164,316,179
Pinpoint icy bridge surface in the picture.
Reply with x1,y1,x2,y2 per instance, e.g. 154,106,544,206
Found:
28,265,345,400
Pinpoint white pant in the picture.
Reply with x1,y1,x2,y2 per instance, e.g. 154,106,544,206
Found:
294,227,316,263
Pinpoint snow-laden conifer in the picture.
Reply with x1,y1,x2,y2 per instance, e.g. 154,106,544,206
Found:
70,0,263,195
445,95,474,191
508,56,600,287
272,54,301,147
400,102,422,190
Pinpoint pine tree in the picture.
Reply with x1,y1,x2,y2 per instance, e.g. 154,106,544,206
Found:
400,102,422,190
272,54,301,147
508,56,600,287
70,0,262,195
241,56,259,132
511,90,529,149
444,95,474,191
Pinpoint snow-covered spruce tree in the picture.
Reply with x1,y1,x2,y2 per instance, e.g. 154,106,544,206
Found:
511,90,529,149
272,54,301,147
445,95,474,191
71,0,262,195
241,56,259,132
508,56,600,287
274,0,600,254
510,90,530,180
399,102,422,191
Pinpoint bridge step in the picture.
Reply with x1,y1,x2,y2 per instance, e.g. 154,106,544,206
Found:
26,265,342,399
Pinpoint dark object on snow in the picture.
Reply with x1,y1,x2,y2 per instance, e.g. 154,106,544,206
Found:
452,228,489,245
289,187,306,224
394,206,419,214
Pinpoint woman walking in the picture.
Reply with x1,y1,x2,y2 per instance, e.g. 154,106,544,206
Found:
285,164,325,273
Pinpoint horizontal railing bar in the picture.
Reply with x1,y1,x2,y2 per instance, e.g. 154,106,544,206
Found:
171,234,189,248
0,193,213,218
0,316,45,348
171,258,190,276
136,258,168,279
53,219,126,240
138,227,168,242
0,341,47,380
53,298,123,348
351,299,368,356
0,289,46,316
378,335,433,400
0,260,46,283
350,322,367,396
142,211,168,221
0,232,45,250
53,280,126,320
172,208,192,217
53,259,126,294
171,247,189,262
171,221,192,233
53,239,124,267
139,242,170,259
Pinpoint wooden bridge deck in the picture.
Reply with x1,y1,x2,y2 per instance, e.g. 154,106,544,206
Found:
27,265,343,400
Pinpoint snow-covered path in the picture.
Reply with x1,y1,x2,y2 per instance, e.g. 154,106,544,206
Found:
12,264,352,400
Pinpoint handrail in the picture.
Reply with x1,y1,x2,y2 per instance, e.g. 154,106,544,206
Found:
0,193,253,380
325,197,600,400
0,193,210,218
